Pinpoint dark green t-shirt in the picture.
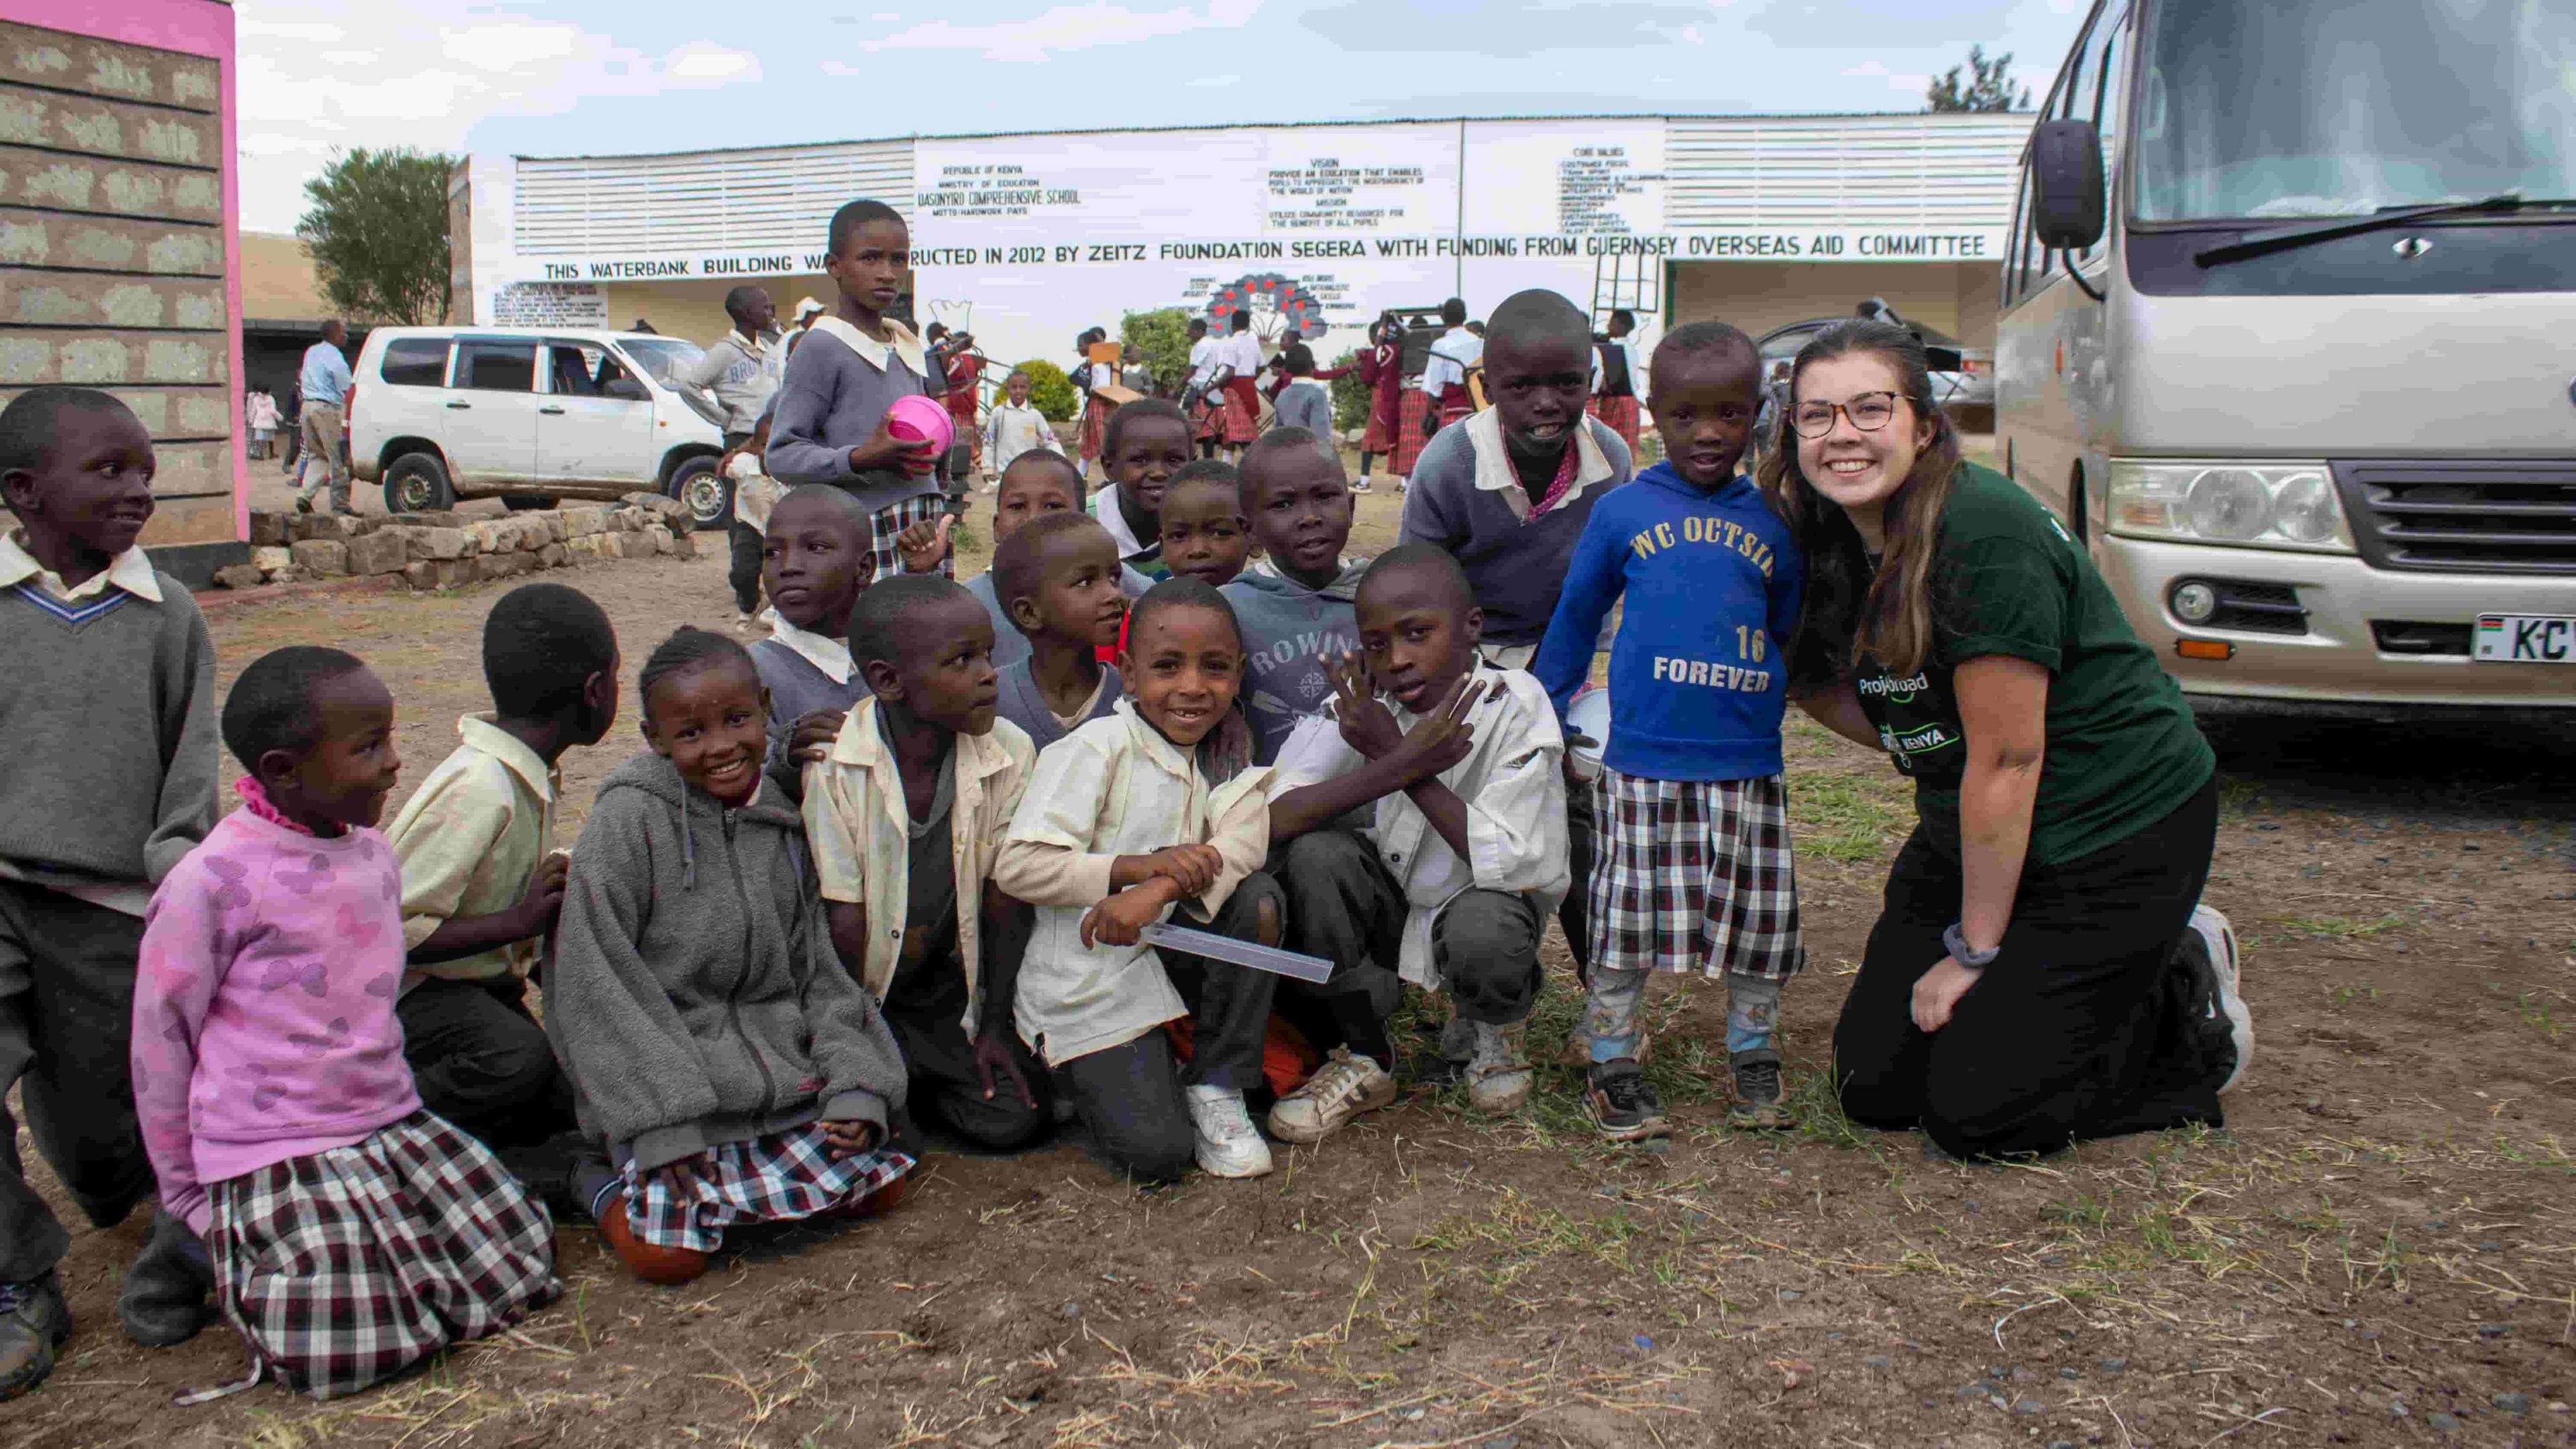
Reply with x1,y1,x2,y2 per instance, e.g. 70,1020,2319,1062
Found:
1851,464,2213,865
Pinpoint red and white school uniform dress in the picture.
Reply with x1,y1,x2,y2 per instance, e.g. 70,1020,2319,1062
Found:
1077,360,1114,465
1588,336,1644,454
1218,331,1263,444
1396,326,1481,476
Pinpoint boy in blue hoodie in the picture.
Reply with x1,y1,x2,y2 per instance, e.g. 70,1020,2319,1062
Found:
1532,323,1804,1140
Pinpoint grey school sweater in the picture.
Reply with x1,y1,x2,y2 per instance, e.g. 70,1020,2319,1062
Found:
1398,416,1633,647
749,635,868,766
764,325,945,516
994,660,1122,751
547,751,907,1171
0,571,220,894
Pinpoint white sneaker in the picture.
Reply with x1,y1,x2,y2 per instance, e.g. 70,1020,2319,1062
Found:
1267,1047,1395,1143
2181,904,2253,1093
1464,1021,1532,1115
1349,478,1373,493
1184,1085,1273,1177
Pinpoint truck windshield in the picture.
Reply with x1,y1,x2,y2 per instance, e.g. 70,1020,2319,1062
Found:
2131,0,2576,223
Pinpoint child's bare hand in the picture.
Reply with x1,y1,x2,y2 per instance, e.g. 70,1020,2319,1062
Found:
1397,676,1486,778
1081,888,1167,949
818,1118,880,1157
645,1153,708,1198
513,853,570,938
1325,651,1404,760
850,417,940,478
1144,845,1223,896
790,709,847,765
971,1029,1038,1110
897,514,953,573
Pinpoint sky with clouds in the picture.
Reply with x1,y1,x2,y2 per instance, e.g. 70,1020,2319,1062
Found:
235,0,2091,233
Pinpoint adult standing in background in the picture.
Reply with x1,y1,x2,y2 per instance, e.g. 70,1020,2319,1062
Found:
681,286,784,626
292,320,354,516
1765,319,2253,1162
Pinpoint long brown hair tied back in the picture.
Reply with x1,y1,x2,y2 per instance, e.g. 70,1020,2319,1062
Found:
1754,319,1965,686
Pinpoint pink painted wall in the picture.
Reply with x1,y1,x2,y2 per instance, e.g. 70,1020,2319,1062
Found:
0,0,245,542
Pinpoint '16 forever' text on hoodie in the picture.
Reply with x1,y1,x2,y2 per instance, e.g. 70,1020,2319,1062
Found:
547,751,908,1173
1532,464,1804,782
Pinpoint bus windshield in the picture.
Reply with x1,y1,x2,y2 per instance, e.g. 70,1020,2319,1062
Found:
2130,0,2576,223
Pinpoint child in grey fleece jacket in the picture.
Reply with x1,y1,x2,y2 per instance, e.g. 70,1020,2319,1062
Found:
548,629,911,1284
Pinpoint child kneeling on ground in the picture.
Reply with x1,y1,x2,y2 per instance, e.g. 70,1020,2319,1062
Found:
806,577,1052,1151
993,580,1285,1182
1263,546,1570,1140
550,628,914,1284
134,649,558,1399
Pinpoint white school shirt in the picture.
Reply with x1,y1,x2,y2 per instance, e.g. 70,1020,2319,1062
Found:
1187,336,1220,388
803,700,1036,1030
1415,327,1483,395
1211,331,1261,382
983,400,1063,474
1269,665,1568,988
991,700,1275,1067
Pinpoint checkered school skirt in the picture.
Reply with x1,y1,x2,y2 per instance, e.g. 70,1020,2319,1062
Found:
619,1123,916,1254
1079,396,1112,461
864,492,954,580
1389,388,1436,476
1588,768,1805,982
1220,377,1261,443
1589,395,1643,454
206,1112,559,1401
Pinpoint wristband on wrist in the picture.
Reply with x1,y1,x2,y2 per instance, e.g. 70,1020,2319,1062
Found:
1942,922,2000,968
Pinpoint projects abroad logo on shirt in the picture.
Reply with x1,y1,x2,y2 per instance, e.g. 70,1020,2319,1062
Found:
1856,672,1930,704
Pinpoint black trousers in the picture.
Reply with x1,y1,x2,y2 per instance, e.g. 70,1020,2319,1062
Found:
1270,830,1544,1065
727,523,763,614
885,995,1052,1152
1834,777,2226,1159
1051,873,1282,1183
398,974,576,1150
0,882,152,1280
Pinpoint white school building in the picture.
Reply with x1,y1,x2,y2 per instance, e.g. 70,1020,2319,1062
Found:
453,111,2033,378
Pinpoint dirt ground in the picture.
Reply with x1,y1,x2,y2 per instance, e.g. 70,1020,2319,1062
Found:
11,476,2576,1449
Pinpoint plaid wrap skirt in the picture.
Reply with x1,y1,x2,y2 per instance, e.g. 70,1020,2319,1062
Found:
1587,768,1805,982
1079,396,1112,461
1220,376,1260,443
207,1111,559,1401
1588,395,1643,454
1389,388,1435,477
864,492,954,580
620,1123,916,1254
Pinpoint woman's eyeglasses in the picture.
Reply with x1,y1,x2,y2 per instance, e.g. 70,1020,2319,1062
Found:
1790,391,1905,439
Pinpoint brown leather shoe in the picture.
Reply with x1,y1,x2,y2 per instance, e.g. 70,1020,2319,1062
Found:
0,1273,70,1401
829,1170,915,1221
594,1187,710,1286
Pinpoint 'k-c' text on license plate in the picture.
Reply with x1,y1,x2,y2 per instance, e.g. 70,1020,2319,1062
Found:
2473,614,2576,663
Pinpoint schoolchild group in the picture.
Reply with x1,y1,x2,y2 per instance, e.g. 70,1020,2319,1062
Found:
0,197,1805,1405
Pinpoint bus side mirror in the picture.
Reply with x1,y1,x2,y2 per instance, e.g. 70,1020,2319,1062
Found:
2031,119,2106,251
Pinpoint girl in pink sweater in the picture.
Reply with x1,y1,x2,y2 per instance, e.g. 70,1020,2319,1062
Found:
133,648,557,1399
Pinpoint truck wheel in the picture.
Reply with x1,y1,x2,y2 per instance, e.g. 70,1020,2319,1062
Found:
667,455,731,531
382,452,454,515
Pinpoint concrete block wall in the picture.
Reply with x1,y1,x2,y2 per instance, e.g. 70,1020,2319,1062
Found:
0,17,234,550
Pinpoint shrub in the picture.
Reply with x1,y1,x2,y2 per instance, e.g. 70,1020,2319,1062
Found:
1120,308,1194,396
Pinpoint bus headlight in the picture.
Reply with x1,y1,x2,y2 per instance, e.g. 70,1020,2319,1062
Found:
2105,461,2355,553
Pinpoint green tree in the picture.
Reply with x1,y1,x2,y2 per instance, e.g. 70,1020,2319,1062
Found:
1925,45,2030,113
1328,350,1372,433
1120,307,1193,395
295,147,460,325
1015,358,1077,422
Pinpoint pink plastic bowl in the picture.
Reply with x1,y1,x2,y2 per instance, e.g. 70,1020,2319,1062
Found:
887,394,955,453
